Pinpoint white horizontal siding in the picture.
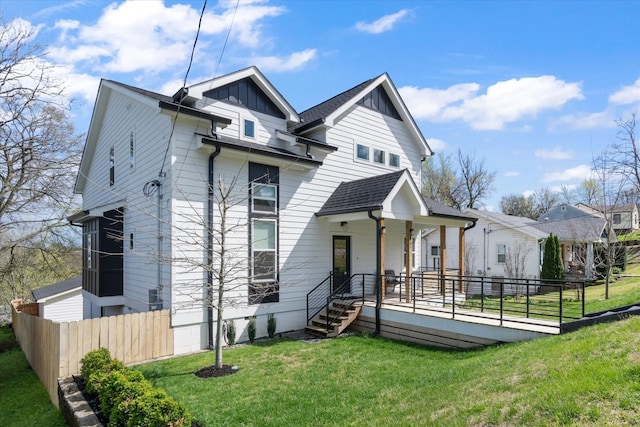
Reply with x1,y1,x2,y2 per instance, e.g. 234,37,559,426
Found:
40,290,83,322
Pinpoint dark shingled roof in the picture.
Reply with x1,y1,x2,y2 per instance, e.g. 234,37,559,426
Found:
316,170,405,216
291,77,377,132
32,276,82,301
423,197,477,221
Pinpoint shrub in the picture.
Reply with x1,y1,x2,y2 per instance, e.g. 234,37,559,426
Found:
247,318,256,343
97,369,149,416
267,313,276,338
80,348,112,381
114,388,192,427
226,320,236,345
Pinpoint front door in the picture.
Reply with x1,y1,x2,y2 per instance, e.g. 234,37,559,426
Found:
332,236,351,294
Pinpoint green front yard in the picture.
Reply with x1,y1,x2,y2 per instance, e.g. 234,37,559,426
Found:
137,316,640,426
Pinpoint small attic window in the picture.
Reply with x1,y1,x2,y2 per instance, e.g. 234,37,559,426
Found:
244,119,255,138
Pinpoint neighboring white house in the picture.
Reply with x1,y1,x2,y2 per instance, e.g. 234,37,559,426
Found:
70,66,474,354
423,209,547,282
423,205,615,285
31,276,83,322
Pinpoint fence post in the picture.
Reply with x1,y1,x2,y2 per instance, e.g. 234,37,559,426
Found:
559,283,563,324
481,276,485,312
581,281,585,318
526,279,530,318
499,279,504,326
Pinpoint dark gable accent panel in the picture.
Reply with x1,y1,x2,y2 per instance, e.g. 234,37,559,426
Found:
357,85,402,121
204,78,286,119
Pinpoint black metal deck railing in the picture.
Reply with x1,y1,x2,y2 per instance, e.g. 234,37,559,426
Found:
376,272,586,327
307,272,587,332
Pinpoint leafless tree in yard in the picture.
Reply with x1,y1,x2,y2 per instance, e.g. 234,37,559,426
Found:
503,240,532,301
0,19,83,305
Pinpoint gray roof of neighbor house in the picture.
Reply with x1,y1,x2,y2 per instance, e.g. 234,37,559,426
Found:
537,204,602,222
32,276,82,301
316,169,405,216
291,77,377,132
466,209,548,239
534,217,610,242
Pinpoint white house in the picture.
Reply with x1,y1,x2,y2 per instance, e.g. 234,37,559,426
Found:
423,209,547,284
575,203,639,233
424,206,615,286
70,67,474,354
31,276,83,322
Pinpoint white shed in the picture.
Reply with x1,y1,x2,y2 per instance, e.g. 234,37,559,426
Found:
31,276,83,322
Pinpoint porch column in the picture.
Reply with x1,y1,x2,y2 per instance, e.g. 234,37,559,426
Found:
458,227,465,293
586,242,594,280
439,225,446,294
380,218,386,302
405,221,412,303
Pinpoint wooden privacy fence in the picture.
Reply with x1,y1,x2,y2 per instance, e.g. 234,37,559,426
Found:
11,300,174,407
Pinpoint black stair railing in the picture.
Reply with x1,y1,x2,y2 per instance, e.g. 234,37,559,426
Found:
307,273,367,331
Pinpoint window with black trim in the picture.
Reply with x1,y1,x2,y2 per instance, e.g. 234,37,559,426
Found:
109,146,115,186
129,132,135,168
249,163,279,304
613,213,621,224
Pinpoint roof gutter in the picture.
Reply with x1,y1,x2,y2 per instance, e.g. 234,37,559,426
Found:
207,144,221,349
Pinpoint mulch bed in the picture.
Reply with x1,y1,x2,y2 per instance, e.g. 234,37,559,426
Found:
194,364,238,378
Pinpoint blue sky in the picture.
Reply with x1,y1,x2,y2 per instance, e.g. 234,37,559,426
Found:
3,0,639,211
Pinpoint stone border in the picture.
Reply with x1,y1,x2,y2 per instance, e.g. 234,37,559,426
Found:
58,377,102,427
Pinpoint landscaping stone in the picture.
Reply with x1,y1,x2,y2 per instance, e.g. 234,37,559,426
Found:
58,376,102,427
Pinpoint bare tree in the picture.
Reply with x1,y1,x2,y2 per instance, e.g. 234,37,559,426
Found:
0,19,83,304
499,194,533,217
503,240,532,301
608,113,639,192
499,188,560,219
457,149,496,209
421,149,496,209
421,153,462,208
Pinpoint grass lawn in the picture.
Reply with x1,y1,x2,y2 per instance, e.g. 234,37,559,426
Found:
0,325,66,427
137,316,640,427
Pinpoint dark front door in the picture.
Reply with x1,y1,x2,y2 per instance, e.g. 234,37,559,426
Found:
332,236,351,294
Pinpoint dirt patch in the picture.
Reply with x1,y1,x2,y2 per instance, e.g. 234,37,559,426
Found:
194,364,238,378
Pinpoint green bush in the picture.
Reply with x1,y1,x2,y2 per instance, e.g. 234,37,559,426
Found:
226,320,236,345
114,388,192,427
267,313,276,338
247,318,256,343
80,348,112,382
81,348,126,394
98,369,149,417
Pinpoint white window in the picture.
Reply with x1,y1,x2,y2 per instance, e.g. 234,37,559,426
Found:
373,149,385,164
252,183,277,213
244,119,255,138
356,144,369,161
252,219,277,282
129,132,135,168
389,153,400,168
497,244,506,263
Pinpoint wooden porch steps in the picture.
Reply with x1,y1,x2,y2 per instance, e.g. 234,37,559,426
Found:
305,299,362,338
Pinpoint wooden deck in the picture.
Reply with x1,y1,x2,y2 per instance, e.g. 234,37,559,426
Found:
348,292,560,348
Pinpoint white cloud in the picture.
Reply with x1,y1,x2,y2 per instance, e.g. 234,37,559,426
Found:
250,49,317,72
534,146,574,160
355,9,410,34
504,171,520,177
541,164,592,183
426,138,446,151
550,110,616,131
522,190,535,198
400,76,583,130
46,0,287,74
609,78,640,105
550,184,575,192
